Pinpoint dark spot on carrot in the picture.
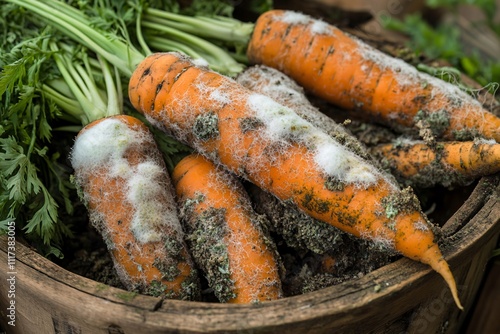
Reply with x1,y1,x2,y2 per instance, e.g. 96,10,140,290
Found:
300,190,331,214
282,24,293,41
382,187,422,218
260,26,271,39
324,177,345,192
141,67,151,78
144,280,167,297
413,109,451,137
124,241,133,251
156,81,164,95
192,111,219,141
251,190,343,254
412,95,429,107
164,236,183,259
452,128,482,141
318,61,326,75
174,67,190,83
334,209,359,228
239,117,265,133
180,271,202,301
153,256,181,281
182,206,237,303
304,37,316,59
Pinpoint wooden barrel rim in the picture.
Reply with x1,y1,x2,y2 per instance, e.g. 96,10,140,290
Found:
1,175,499,333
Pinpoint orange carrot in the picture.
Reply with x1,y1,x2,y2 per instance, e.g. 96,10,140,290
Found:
372,139,500,188
246,10,500,143
172,153,283,303
70,114,199,300
128,52,463,309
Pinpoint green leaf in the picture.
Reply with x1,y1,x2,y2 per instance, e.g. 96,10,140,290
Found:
248,0,273,14
0,14,76,252
0,137,40,202
24,186,59,244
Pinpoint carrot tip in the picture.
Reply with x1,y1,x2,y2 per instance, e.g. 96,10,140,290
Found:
424,246,463,310
446,273,464,310
441,266,463,311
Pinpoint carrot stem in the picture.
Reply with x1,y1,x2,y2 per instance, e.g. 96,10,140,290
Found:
143,8,254,45
7,0,144,76
141,20,244,76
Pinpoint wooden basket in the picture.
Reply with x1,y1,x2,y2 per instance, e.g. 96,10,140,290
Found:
1,175,498,334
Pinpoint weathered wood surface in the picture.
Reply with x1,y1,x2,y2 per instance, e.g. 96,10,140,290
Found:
1,176,498,334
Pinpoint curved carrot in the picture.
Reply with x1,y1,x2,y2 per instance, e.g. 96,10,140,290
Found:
128,52,463,309
372,139,500,188
246,10,500,142
70,114,200,300
172,153,283,303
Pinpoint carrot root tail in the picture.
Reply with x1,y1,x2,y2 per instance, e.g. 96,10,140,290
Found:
425,247,463,310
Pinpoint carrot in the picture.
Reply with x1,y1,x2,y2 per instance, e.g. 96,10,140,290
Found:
172,153,283,303
246,10,500,143
128,51,463,309
70,114,200,300
372,139,500,188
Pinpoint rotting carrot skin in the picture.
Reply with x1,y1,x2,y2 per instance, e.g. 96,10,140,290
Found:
236,64,385,170
128,52,463,309
172,153,283,303
246,10,500,143
71,114,200,300
372,140,500,188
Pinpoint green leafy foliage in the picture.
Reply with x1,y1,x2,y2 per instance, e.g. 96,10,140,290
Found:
0,5,118,256
0,17,77,256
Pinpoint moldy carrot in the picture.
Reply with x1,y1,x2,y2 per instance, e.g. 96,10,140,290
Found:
71,114,200,300
172,153,283,303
